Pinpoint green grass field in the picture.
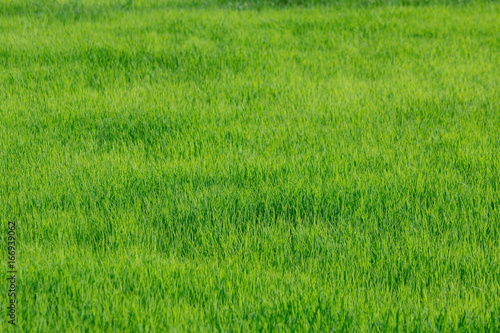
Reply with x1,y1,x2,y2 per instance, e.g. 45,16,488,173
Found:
1,0,499,331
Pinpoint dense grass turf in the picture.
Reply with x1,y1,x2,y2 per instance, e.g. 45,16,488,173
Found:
1,0,499,331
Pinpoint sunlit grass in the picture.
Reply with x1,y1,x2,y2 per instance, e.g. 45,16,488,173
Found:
0,0,499,331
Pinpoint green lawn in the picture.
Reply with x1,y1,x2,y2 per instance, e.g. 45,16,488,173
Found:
1,0,499,331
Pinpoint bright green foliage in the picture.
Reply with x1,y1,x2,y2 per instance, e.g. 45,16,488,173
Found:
0,0,499,331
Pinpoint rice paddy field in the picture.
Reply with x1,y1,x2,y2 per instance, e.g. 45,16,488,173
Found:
0,0,499,331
